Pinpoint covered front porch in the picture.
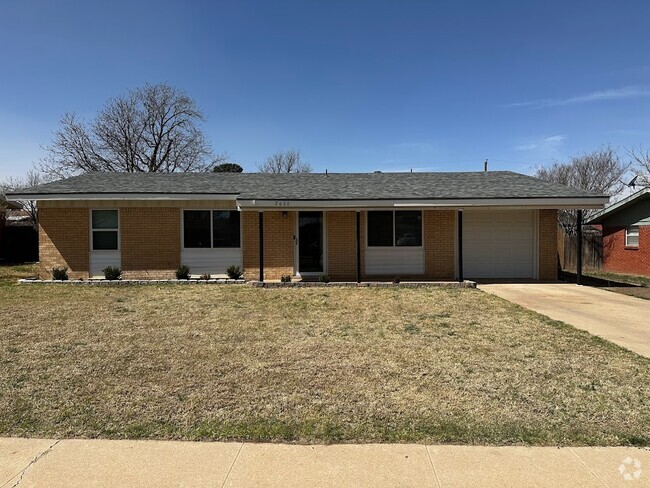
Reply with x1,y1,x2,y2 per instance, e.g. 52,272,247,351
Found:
242,207,560,283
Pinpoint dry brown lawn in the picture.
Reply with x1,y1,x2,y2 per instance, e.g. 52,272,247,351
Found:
1,268,649,446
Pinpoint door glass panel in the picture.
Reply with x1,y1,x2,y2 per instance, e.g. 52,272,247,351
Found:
299,212,323,273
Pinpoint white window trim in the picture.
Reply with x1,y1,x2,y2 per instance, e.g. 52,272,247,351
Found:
366,210,423,248
626,225,640,247
181,209,242,250
90,209,120,252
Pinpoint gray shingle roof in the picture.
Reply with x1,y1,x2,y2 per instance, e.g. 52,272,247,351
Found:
9,171,607,201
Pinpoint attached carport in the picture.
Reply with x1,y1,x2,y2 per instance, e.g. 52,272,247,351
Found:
457,203,606,282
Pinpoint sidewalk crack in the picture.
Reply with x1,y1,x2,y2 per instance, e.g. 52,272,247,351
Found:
220,442,244,488
568,448,609,488
6,439,60,488
425,446,443,488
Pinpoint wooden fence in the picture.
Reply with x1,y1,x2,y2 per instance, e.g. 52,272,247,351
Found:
557,225,602,271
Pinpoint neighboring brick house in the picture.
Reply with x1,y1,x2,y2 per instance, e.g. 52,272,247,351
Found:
8,171,608,281
585,187,650,276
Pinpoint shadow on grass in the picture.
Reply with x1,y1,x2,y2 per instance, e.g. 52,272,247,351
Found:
560,270,640,288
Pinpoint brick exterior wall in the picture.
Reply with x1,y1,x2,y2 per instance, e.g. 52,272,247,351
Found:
39,207,89,279
424,210,456,280
120,207,180,279
603,225,650,275
263,211,295,280
539,209,558,280
242,211,295,280
241,212,260,280
326,211,357,281
37,203,561,281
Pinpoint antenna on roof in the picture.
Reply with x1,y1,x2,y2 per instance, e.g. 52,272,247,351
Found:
628,175,638,189
484,159,488,172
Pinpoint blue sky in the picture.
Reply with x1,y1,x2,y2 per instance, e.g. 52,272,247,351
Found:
1,0,649,178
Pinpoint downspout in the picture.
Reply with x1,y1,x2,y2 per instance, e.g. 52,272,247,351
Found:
259,211,264,282
458,209,464,282
356,211,361,283
576,210,583,285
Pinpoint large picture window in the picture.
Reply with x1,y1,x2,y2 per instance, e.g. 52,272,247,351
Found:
212,211,241,248
91,210,119,250
367,211,394,246
183,210,241,249
367,210,422,247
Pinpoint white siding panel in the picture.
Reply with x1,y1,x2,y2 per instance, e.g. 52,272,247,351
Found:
181,248,243,277
463,209,535,279
365,248,424,275
90,251,121,278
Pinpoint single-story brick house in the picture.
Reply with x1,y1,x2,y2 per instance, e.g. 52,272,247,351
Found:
8,171,608,281
585,187,650,276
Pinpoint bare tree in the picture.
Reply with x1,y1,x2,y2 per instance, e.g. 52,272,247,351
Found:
258,149,311,173
535,145,629,233
0,169,52,226
628,145,650,188
41,83,226,178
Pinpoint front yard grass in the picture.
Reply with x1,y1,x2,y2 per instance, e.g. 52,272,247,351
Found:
0,279,649,446
0,263,38,283
584,269,650,287
581,269,650,300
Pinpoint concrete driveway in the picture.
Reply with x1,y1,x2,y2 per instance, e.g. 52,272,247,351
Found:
480,283,650,358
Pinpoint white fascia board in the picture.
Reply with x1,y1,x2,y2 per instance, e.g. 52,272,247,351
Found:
236,197,609,210
10,193,239,201
584,187,649,224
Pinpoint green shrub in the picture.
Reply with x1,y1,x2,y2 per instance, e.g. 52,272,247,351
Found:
102,266,122,280
226,265,244,279
199,273,211,280
280,275,292,283
51,267,69,281
319,273,331,283
176,264,190,280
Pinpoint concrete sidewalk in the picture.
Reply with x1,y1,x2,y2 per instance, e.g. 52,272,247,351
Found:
480,283,650,358
1,438,648,487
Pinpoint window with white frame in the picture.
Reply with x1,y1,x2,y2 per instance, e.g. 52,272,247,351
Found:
367,210,422,247
91,209,119,250
183,210,241,248
626,225,639,247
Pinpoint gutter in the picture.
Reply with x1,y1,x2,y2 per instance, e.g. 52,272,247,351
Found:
236,197,609,210
6,192,240,201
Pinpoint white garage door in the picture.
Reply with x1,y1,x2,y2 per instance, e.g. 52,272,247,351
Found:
463,209,536,279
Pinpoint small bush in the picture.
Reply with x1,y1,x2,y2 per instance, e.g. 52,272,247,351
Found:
226,265,244,279
102,266,122,280
319,273,331,283
51,267,69,281
280,275,292,283
199,273,211,280
176,264,190,280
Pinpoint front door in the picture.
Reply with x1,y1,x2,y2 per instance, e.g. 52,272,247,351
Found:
297,211,324,275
